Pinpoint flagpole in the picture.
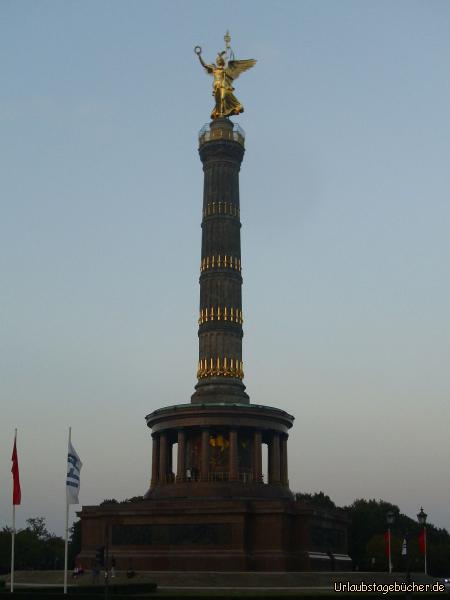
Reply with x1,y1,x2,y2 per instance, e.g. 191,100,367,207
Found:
388,527,392,574
64,427,71,595
10,428,17,594
424,526,427,575
10,505,15,594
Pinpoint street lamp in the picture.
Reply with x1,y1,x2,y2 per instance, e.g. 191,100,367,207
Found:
417,507,428,575
417,507,427,524
386,511,395,574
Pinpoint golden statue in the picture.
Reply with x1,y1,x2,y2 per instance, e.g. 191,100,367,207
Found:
194,32,256,120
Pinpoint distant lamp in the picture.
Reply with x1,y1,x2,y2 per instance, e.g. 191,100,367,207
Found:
386,510,395,526
417,507,427,525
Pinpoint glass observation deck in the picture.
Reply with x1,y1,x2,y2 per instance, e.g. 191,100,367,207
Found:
198,122,245,147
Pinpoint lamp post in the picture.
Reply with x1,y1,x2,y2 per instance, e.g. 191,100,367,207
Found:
403,529,411,583
402,529,413,600
417,507,428,575
387,510,411,585
386,510,395,574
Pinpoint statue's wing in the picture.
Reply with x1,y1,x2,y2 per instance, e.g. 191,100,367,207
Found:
226,59,257,81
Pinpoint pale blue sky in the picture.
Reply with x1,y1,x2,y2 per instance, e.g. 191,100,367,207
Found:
1,0,449,536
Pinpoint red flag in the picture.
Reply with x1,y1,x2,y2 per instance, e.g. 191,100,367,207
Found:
11,438,21,505
418,529,426,555
384,531,390,558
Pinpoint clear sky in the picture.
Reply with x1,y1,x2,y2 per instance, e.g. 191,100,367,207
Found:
1,0,449,537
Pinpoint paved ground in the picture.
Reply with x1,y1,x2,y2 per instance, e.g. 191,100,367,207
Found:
1,570,442,596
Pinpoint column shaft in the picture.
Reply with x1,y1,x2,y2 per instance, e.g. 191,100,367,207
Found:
201,429,210,481
281,435,288,486
229,430,238,481
151,435,159,487
177,430,186,482
167,441,173,482
159,432,167,484
269,432,281,484
253,431,262,483
192,120,249,405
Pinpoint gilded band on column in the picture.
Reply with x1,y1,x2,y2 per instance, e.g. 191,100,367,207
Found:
197,357,245,379
200,255,241,272
198,307,243,325
203,202,240,218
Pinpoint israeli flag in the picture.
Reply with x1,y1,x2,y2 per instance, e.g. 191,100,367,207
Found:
66,440,82,505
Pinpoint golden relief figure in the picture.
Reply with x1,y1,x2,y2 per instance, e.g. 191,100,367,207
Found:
194,32,256,120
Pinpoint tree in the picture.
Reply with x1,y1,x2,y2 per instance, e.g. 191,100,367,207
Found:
344,499,399,569
69,519,82,569
344,498,450,576
0,528,12,574
0,517,64,572
25,517,49,540
295,491,336,509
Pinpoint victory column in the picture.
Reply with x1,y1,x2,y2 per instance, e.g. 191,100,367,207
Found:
77,34,350,572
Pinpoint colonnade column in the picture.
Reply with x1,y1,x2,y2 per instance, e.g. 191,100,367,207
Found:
176,430,186,482
269,432,281,484
280,435,288,486
167,440,173,481
151,434,159,487
201,429,210,481
253,431,262,483
229,430,238,481
159,432,167,484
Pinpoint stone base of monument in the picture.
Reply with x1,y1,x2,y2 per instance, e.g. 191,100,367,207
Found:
77,498,350,572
